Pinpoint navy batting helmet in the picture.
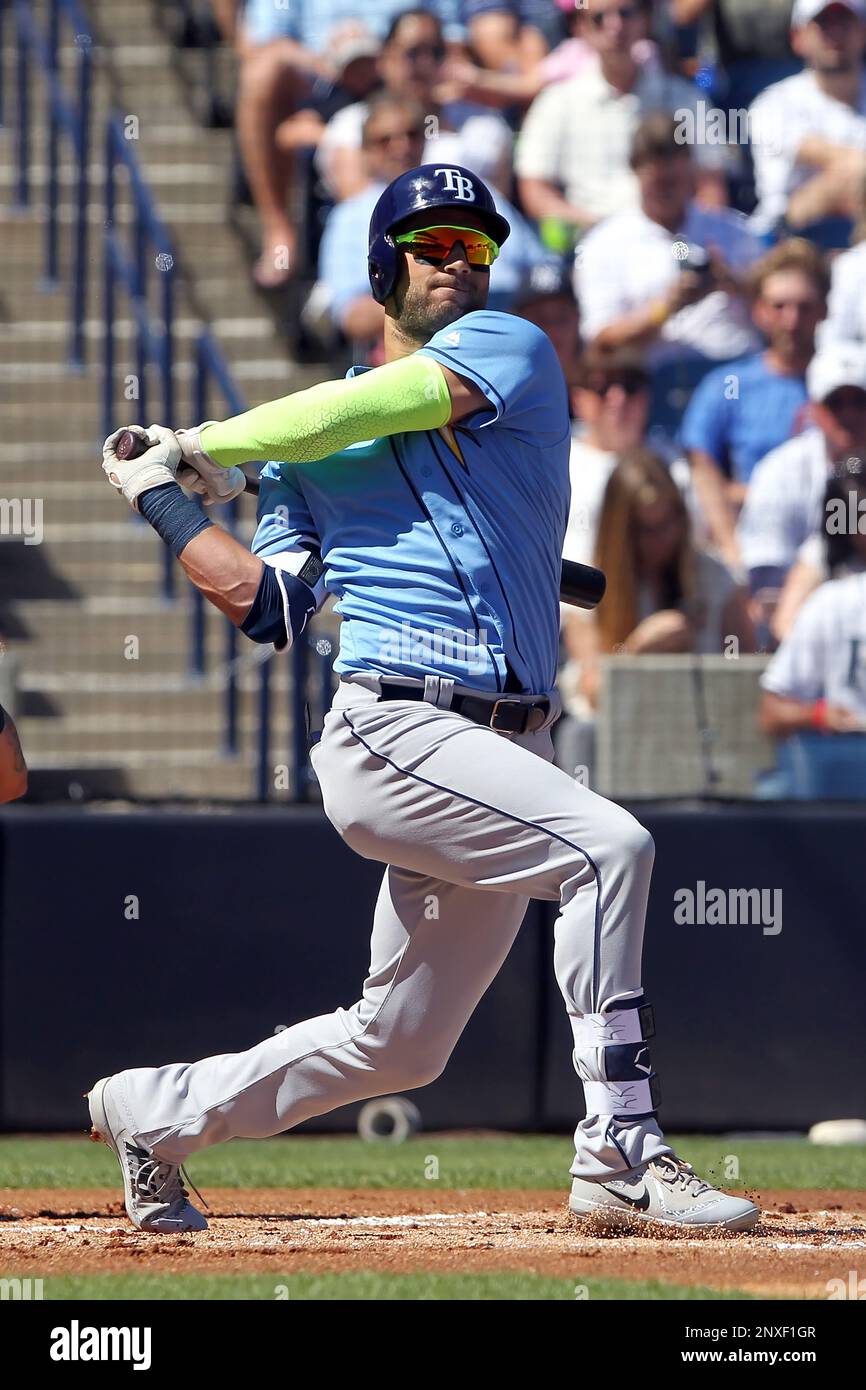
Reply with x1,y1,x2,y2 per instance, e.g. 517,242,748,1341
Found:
367,164,511,305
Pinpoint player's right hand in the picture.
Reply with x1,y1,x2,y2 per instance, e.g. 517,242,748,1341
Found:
101,424,181,511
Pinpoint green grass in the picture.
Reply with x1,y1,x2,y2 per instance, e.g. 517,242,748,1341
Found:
17,1272,762,1301
1,1133,863,1192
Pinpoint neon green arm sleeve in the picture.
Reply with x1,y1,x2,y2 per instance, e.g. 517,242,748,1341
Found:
199,354,452,468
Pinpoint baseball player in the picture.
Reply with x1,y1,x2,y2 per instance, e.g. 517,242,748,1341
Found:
93,164,758,1235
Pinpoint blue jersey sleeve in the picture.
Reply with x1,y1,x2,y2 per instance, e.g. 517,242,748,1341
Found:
251,463,321,559
417,309,570,445
679,366,729,468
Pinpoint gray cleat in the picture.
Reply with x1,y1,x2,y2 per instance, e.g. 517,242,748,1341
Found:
569,1153,759,1232
87,1075,208,1233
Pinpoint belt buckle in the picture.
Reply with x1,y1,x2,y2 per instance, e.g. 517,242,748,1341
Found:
490,698,528,734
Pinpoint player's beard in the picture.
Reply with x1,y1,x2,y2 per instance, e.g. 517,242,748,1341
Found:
395,274,486,342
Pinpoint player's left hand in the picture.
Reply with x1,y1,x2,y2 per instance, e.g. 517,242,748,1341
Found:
101,424,181,511
176,422,247,506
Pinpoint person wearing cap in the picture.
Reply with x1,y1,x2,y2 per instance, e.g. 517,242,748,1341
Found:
749,0,866,247
737,340,866,636
317,9,513,204
681,238,828,567
271,31,382,175
511,265,581,386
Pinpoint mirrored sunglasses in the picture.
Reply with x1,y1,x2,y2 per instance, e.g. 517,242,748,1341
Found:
394,224,500,269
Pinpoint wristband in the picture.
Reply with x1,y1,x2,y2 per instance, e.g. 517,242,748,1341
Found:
647,299,670,328
811,698,828,731
138,482,214,559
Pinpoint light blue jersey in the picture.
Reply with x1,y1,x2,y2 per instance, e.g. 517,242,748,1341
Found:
251,311,571,695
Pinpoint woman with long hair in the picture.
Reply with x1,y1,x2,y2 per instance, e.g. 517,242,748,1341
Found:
564,447,755,710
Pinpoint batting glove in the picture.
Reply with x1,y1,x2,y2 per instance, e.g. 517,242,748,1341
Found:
102,424,182,511
175,422,246,507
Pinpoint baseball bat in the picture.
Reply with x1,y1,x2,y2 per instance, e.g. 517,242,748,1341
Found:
113,431,606,609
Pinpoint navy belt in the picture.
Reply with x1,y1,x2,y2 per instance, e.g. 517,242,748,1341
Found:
377,679,551,734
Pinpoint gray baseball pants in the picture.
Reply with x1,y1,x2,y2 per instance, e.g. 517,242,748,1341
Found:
119,675,671,1180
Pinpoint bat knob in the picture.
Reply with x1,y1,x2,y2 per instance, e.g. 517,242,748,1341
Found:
115,429,148,461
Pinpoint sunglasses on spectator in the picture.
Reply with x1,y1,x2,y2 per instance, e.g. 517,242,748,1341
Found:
589,4,644,26
403,42,446,62
394,224,500,269
366,126,425,147
585,372,648,396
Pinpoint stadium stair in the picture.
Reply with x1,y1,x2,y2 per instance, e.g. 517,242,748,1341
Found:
0,0,328,801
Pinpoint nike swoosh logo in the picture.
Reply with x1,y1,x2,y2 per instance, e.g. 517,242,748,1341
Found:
600,1184,651,1211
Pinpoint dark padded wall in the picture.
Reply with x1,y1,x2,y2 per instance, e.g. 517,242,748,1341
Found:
2,804,864,1133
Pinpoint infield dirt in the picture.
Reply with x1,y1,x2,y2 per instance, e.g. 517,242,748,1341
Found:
1,1187,864,1297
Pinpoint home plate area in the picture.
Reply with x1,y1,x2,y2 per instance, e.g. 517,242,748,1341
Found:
1,1188,864,1297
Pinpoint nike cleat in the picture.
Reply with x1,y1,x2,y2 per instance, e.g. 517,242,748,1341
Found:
87,1075,209,1233
569,1153,759,1233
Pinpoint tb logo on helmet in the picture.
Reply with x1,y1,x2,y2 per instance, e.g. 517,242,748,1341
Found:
434,169,475,202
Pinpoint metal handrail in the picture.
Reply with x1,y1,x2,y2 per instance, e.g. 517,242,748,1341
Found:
10,0,92,366
7,0,316,800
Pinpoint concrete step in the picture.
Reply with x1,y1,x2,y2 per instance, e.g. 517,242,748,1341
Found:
18,710,296,756
21,755,305,804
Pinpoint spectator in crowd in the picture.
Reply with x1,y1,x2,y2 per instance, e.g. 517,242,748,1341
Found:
214,1,464,286
317,10,514,202
562,447,755,711
564,349,656,565
271,31,382,162
681,239,828,566
317,97,427,346
759,571,866,739
0,704,27,804
737,341,866,634
460,0,560,71
441,0,660,111
317,97,550,350
574,114,763,433
817,184,866,342
669,0,800,112
511,263,582,388
771,455,866,639
749,0,866,247
515,0,729,236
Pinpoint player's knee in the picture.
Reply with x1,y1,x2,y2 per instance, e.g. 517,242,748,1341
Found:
613,814,655,872
357,1035,450,1091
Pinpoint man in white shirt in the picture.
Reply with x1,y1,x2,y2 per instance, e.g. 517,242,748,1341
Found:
818,235,866,343
738,341,866,616
760,572,866,733
515,0,728,232
574,114,762,432
749,0,866,244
